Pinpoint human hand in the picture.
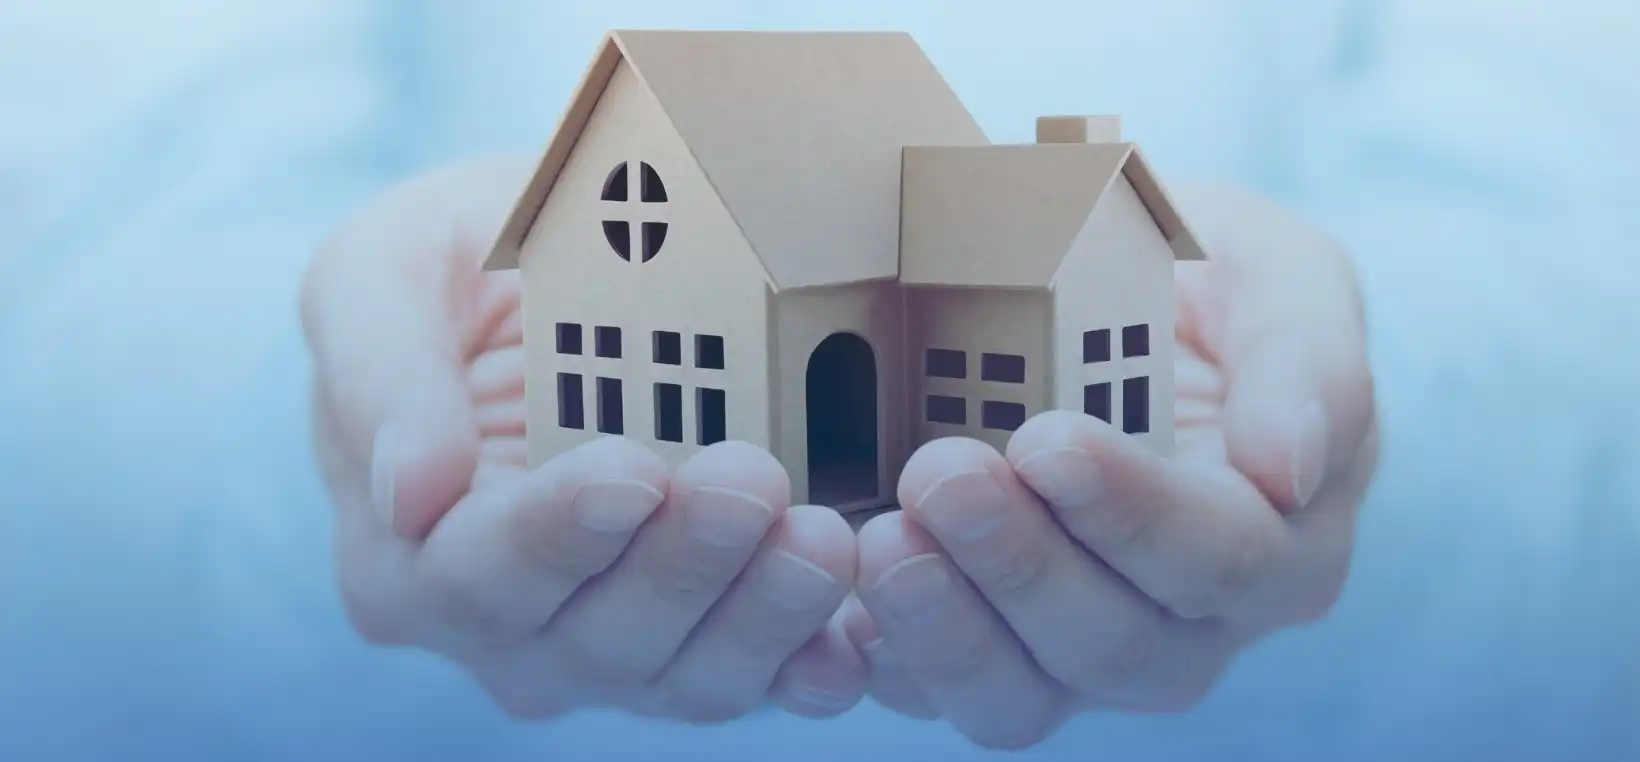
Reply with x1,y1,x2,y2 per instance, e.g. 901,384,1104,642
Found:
300,156,865,723
841,182,1380,748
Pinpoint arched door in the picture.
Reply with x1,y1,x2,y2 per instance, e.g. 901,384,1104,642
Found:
805,332,879,506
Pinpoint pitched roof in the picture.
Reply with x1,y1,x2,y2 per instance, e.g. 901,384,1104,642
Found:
485,29,989,289
899,142,1206,289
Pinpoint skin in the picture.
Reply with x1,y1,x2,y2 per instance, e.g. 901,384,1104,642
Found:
300,156,1377,743
842,182,1380,748
301,156,867,722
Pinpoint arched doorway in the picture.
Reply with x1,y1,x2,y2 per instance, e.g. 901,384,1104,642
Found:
806,332,879,506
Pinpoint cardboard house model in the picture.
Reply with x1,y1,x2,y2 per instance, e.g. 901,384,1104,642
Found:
483,30,1207,513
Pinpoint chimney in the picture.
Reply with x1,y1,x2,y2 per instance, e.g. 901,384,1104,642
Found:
1036,115,1122,144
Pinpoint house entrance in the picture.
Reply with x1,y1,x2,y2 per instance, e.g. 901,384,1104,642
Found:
806,332,879,507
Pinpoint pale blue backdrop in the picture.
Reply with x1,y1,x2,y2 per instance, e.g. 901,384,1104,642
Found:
1,1,1637,760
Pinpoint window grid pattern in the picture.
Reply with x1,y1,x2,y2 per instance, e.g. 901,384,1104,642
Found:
555,322,731,445
1081,322,1153,435
600,161,670,262
921,347,1029,433
650,330,728,446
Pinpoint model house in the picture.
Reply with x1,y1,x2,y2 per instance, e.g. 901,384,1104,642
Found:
483,30,1207,513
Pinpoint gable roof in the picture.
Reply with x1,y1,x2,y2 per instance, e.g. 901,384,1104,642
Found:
485,29,990,290
899,142,1206,289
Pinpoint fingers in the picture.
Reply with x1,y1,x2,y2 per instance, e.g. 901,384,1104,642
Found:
412,436,667,650
855,511,1066,750
900,437,1243,708
1172,183,1375,511
301,156,533,538
769,607,871,719
839,595,939,720
1005,412,1294,623
659,505,858,721
468,344,526,407
540,441,790,685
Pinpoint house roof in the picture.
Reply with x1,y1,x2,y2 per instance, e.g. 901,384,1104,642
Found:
484,29,990,289
899,142,1206,289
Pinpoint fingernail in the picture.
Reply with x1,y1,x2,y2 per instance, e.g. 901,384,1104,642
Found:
758,550,838,611
571,479,664,534
913,469,1005,541
1292,401,1329,508
861,637,895,667
1013,447,1101,508
371,425,398,529
787,680,856,712
870,553,952,623
683,486,775,548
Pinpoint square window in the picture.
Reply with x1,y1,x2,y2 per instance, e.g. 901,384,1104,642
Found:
925,394,966,425
595,326,622,359
596,377,623,434
1122,324,1150,358
1083,382,1112,423
556,323,583,355
653,331,682,365
1123,376,1150,433
697,387,727,445
696,334,726,370
654,383,683,442
981,353,1026,383
925,348,966,379
1082,329,1110,363
981,401,1027,432
556,373,584,429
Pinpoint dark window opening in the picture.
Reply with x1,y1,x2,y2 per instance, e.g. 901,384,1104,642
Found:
602,220,631,260
557,373,584,430
925,395,966,425
654,383,683,442
556,323,583,355
806,332,880,506
604,162,665,261
1123,376,1150,433
595,326,621,359
924,348,966,379
695,334,725,370
1083,329,1111,363
653,331,682,365
596,377,623,434
697,388,727,445
982,401,1027,432
600,162,628,202
1122,324,1151,358
639,162,668,203
981,353,1026,383
641,221,668,262
1083,382,1112,423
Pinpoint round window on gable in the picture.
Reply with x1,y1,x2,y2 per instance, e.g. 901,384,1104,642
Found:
601,161,669,262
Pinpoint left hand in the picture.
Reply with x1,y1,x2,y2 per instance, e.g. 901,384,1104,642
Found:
841,182,1380,749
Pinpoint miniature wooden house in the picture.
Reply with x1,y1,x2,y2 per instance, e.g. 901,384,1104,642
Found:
484,30,1206,513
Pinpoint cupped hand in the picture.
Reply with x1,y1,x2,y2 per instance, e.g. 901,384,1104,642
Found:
842,182,1380,749
300,156,865,723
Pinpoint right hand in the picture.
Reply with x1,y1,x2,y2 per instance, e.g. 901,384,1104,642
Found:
299,155,865,722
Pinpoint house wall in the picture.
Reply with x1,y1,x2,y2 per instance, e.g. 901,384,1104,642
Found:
518,60,772,470
1051,174,1177,455
906,287,1052,456
771,281,906,510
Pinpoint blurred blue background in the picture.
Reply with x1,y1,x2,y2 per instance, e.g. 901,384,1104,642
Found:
0,1,1637,760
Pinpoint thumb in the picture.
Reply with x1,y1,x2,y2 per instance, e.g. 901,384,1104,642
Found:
1177,183,1375,512
1220,330,1374,513
302,178,497,540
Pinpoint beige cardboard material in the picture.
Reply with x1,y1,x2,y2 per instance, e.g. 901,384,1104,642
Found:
484,30,1209,513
